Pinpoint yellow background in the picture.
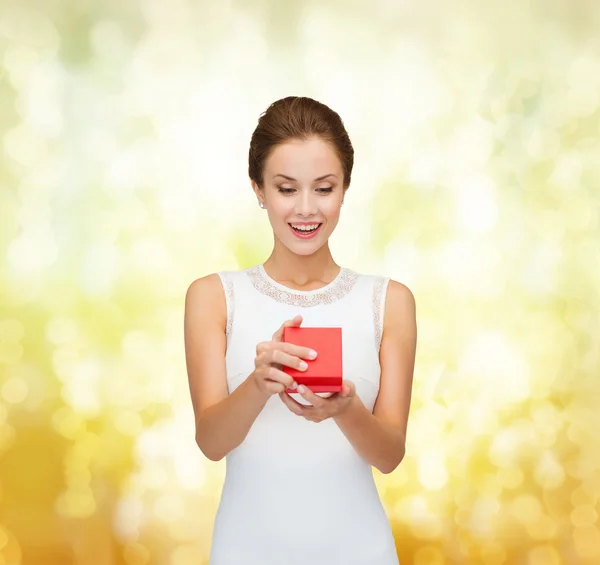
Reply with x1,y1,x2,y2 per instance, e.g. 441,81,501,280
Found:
1,1,599,563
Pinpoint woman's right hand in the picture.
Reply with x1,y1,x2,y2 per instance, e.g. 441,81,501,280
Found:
250,315,318,397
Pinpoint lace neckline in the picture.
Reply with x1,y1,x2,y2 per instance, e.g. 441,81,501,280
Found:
245,264,359,307
258,264,346,294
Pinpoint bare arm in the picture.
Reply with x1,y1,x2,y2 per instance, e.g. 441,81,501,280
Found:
334,280,417,473
184,274,269,461
184,275,310,461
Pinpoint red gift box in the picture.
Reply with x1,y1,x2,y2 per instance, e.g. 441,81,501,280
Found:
282,327,343,394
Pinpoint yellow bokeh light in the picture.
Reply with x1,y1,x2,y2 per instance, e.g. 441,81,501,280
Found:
414,546,445,565
417,448,449,490
123,542,151,565
0,319,24,342
573,526,600,558
0,378,28,404
527,545,561,565
0,342,23,365
481,541,506,565
54,488,97,519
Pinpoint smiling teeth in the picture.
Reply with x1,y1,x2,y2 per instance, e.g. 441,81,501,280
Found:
291,224,320,231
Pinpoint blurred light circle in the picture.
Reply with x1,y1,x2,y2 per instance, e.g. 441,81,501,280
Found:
123,542,150,565
1,378,28,404
527,545,561,565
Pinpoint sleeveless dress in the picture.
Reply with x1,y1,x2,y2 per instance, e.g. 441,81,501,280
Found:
210,263,399,565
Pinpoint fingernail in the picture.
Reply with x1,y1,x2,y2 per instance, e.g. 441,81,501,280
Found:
292,381,298,389
298,385,306,394
299,361,308,370
308,350,317,359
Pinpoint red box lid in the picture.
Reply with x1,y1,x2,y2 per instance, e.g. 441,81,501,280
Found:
282,327,342,392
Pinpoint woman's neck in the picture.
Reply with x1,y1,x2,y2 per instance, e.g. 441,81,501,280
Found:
262,247,340,289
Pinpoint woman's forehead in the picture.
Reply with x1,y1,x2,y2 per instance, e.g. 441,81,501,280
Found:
265,138,342,177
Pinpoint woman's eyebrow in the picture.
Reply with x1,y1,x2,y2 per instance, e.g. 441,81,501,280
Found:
273,173,338,181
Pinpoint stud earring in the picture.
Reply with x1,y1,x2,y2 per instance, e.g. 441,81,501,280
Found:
259,201,265,208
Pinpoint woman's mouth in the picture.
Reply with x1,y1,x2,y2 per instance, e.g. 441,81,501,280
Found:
288,223,323,240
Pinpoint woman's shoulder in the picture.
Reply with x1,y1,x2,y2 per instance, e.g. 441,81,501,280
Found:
381,277,416,335
185,273,228,334
385,278,415,306
186,271,224,296
186,267,252,309
186,267,245,301
345,267,414,307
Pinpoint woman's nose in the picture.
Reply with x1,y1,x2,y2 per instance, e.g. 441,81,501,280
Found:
295,191,318,216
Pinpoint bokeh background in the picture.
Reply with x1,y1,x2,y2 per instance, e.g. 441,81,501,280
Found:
1,0,599,563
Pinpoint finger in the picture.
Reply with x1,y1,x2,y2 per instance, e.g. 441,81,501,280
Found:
280,393,317,420
276,342,318,361
340,380,356,397
255,350,284,373
265,381,286,394
278,392,306,415
280,391,310,411
265,366,298,389
296,384,327,407
272,315,303,341
270,348,310,372
285,314,303,327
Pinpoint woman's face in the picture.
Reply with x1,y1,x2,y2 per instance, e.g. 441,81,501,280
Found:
254,136,346,255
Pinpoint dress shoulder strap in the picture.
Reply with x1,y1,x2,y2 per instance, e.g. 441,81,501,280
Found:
372,275,391,352
216,270,238,346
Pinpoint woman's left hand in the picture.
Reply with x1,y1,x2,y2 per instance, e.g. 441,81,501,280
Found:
279,380,356,422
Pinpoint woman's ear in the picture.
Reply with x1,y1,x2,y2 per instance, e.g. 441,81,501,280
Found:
251,180,262,197
251,180,265,208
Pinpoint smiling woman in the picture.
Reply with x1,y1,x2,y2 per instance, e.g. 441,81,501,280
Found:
184,96,417,565
253,133,347,257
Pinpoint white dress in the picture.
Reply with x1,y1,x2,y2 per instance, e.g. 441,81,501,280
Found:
210,263,399,565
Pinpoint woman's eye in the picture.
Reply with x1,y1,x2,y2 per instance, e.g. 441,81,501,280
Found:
277,187,333,194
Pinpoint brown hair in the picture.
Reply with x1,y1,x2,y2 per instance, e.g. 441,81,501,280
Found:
248,96,354,190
